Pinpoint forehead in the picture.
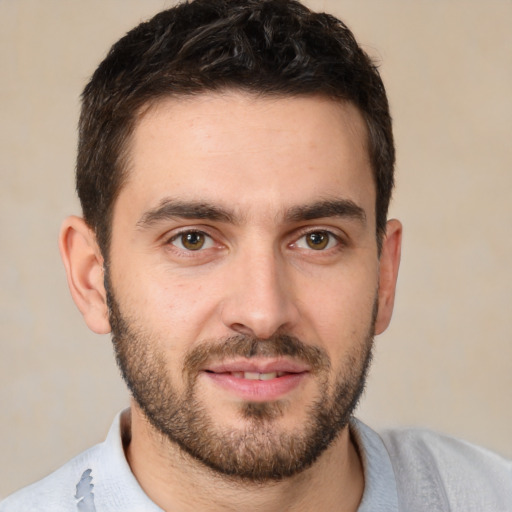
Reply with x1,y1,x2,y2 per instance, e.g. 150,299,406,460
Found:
118,91,375,223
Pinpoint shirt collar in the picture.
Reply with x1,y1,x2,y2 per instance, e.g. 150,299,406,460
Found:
102,411,399,511
350,417,399,512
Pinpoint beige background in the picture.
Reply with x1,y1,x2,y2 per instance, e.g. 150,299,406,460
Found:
1,0,511,499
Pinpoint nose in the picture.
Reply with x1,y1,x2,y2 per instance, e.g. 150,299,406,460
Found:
220,246,300,339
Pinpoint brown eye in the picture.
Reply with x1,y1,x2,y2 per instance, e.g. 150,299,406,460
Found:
171,231,213,251
305,231,330,250
182,232,205,250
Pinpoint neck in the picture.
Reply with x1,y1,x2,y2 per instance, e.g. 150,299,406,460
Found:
124,402,364,512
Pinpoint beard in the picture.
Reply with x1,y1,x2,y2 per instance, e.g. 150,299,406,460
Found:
106,276,376,482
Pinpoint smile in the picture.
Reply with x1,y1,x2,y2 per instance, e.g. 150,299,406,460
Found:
201,361,310,401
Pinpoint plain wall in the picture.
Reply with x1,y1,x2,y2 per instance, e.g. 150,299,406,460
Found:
1,0,511,498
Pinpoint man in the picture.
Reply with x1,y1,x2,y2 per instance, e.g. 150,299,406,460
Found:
1,0,510,511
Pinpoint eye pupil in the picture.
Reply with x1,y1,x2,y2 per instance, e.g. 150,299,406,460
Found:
306,231,329,250
182,232,205,250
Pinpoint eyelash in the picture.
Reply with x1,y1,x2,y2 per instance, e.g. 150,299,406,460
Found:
292,229,343,252
167,229,215,252
165,227,344,255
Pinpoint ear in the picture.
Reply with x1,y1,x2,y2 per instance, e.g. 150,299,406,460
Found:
59,216,111,334
374,219,402,335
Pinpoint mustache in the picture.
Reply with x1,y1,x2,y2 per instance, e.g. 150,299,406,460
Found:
183,333,330,376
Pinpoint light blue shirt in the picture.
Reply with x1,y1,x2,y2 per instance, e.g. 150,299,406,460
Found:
1,411,511,511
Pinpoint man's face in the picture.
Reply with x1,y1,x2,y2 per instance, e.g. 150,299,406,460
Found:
107,92,386,480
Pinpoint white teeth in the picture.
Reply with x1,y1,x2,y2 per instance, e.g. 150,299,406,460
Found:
231,371,279,380
258,372,277,381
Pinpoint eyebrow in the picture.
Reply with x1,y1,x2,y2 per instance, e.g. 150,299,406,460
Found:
285,199,366,224
136,197,366,230
137,199,237,229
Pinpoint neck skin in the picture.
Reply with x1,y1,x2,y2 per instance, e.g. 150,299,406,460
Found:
124,401,364,512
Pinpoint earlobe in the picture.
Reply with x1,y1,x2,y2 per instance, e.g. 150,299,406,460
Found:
59,216,111,334
374,219,402,335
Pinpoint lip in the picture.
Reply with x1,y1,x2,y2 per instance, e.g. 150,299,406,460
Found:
204,357,311,375
200,358,310,402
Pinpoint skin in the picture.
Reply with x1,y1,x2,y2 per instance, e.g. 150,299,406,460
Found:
60,91,402,511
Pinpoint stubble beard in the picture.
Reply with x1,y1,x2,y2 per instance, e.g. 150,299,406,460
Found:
106,278,376,482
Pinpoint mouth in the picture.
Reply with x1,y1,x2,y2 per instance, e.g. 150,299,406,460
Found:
200,359,310,401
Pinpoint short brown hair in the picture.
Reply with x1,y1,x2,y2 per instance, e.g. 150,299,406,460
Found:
77,0,394,255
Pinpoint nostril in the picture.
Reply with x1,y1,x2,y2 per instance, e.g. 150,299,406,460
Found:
230,323,255,336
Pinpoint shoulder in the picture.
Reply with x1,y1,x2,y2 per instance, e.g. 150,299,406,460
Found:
380,427,512,511
0,442,105,512
0,411,160,512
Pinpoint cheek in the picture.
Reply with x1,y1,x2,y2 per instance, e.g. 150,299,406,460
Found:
297,265,378,346
122,269,222,345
